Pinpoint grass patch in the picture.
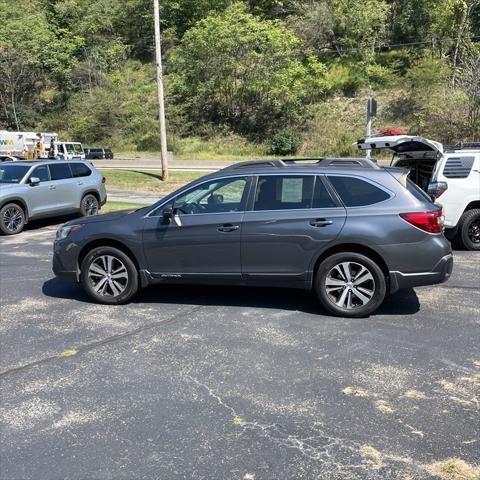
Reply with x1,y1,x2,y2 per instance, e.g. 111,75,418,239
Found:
101,201,147,213
100,169,204,194
425,459,480,480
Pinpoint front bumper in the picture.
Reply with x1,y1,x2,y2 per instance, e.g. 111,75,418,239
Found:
52,240,81,283
389,253,453,293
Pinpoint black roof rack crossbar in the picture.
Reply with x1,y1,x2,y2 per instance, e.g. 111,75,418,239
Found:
223,157,380,171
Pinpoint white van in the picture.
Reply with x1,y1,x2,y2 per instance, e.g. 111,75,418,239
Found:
356,135,480,250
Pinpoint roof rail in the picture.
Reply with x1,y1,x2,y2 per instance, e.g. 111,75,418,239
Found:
223,157,380,171
445,142,480,151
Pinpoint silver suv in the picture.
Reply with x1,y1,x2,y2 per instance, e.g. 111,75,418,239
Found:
0,160,107,235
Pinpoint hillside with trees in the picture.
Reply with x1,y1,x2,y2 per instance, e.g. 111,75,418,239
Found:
1,0,479,157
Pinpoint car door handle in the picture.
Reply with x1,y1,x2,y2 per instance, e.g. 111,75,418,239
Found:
310,218,333,227
217,224,240,233
77,181,83,186
49,185,56,190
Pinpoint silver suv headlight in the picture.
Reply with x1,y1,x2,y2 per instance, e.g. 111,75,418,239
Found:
56,224,83,240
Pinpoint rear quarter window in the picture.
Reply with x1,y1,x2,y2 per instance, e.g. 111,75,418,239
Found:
442,157,475,178
328,176,391,207
71,163,92,177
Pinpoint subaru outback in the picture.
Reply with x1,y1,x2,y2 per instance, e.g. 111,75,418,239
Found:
53,158,453,317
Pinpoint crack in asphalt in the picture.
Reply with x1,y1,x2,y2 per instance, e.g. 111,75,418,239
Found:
0,305,204,379
184,375,424,477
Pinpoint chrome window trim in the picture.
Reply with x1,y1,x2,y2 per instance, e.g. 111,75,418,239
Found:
144,171,394,218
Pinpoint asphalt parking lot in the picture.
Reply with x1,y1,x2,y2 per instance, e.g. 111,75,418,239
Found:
0,217,479,480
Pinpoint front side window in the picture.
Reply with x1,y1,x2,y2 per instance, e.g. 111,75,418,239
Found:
0,165,30,184
30,165,50,182
174,177,248,214
49,163,72,181
328,176,391,207
71,163,92,178
254,175,314,211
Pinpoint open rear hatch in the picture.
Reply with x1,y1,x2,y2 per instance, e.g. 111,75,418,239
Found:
355,135,444,192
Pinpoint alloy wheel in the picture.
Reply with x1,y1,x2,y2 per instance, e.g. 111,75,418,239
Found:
87,255,129,297
467,220,480,244
2,206,23,233
84,197,99,216
325,261,376,310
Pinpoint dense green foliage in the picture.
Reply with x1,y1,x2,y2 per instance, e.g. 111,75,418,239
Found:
1,0,480,155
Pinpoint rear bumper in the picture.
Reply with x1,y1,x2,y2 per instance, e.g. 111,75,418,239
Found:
389,253,453,293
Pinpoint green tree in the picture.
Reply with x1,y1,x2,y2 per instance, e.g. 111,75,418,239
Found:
168,3,328,137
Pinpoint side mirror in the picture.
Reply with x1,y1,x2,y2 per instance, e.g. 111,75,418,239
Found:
29,177,40,186
163,207,173,223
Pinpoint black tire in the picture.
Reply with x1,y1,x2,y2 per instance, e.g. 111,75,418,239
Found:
80,194,100,217
456,209,480,251
314,252,387,318
80,246,139,305
0,203,26,235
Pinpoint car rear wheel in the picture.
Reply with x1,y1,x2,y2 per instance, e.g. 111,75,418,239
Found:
457,209,480,251
81,246,139,304
315,252,386,318
0,203,26,235
80,194,99,216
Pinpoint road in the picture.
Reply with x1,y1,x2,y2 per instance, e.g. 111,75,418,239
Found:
0,218,479,480
92,157,232,171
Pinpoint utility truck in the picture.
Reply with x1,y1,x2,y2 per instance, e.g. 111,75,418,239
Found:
356,135,480,250
0,131,85,161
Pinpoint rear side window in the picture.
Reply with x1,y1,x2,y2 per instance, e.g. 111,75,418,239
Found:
49,163,72,180
71,163,92,178
328,176,390,207
254,176,314,211
442,157,474,178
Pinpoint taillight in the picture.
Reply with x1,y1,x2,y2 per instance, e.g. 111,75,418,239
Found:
102,176,106,184
400,210,444,233
428,181,448,199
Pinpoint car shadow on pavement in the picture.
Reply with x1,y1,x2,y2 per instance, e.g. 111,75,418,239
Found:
24,215,77,232
42,278,420,316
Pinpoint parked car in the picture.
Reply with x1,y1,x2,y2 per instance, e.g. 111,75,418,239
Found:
53,158,452,317
85,148,114,160
356,135,480,250
0,160,107,235
0,155,18,162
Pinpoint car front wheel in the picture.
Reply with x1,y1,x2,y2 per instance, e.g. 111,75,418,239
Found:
81,246,139,304
315,252,386,318
0,203,26,235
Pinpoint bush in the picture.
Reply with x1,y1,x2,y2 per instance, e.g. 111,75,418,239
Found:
270,129,304,155
168,3,328,137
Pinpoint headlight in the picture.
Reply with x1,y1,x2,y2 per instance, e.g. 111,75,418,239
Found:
56,224,83,240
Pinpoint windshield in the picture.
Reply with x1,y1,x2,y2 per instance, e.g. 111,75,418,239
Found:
65,143,84,155
0,165,30,184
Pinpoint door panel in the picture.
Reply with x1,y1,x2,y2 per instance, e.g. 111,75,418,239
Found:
26,165,57,217
241,208,346,278
143,212,244,277
241,174,346,280
142,176,251,278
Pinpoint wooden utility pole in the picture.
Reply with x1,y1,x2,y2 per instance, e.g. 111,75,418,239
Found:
153,0,169,180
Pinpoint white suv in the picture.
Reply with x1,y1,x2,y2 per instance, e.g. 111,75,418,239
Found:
356,135,480,250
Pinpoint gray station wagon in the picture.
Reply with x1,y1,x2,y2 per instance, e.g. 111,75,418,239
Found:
0,160,107,235
53,158,453,317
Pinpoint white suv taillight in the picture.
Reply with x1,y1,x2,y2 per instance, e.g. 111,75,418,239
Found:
428,181,448,199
